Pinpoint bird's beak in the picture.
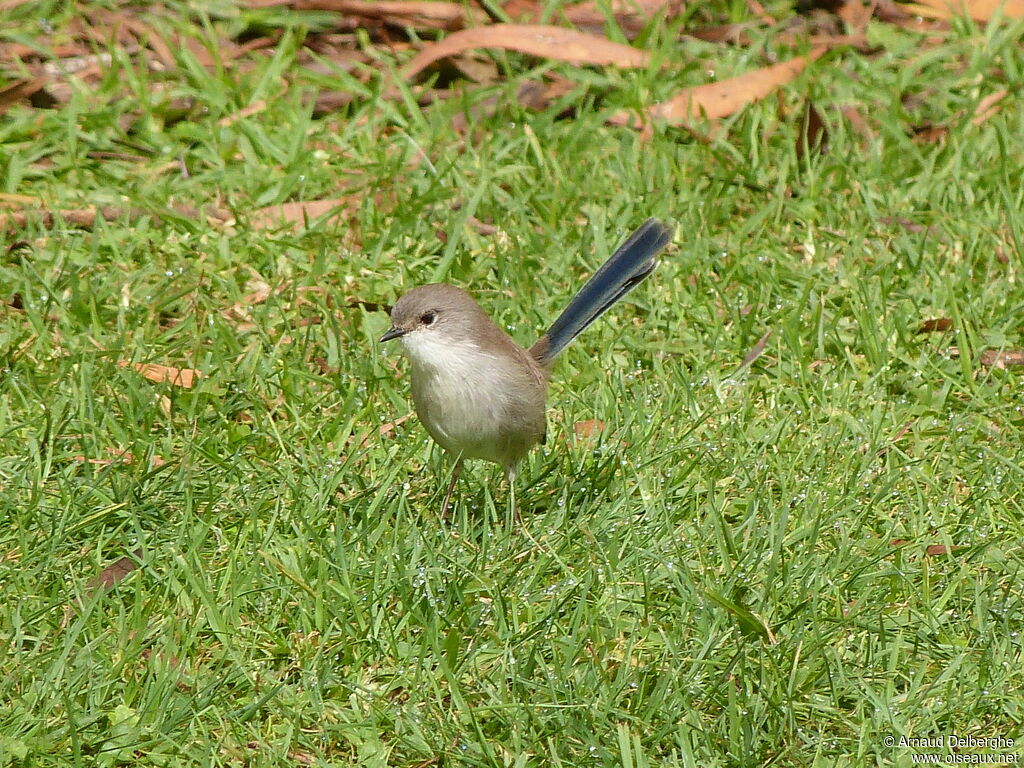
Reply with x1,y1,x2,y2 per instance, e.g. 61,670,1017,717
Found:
379,326,406,343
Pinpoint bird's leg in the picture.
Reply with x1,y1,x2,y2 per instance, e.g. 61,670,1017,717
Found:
440,458,463,520
505,464,520,525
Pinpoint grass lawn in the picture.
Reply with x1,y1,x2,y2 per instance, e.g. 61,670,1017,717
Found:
1,1,1023,765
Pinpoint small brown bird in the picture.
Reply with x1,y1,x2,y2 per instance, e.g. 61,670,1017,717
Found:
381,219,673,515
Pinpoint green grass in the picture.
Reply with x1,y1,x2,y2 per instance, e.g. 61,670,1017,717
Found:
2,2,1024,766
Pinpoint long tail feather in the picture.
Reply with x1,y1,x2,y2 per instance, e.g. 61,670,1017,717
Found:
530,218,672,367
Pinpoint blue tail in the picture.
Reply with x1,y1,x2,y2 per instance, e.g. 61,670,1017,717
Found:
530,218,673,367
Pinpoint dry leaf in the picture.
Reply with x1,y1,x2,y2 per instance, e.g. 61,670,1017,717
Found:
0,193,42,206
117,13,177,69
502,0,542,18
86,150,149,163
72,455,131,465
72,448,135,466
840,104,873,138
657,48,825,121
404,24,650,80
879,215,934,234
451,76,574,133
173,32,245,68
875,419,916,456
980,349,1024,369
890,420,915,443
746,0,776,22
0,0,38,11
242,281,273,306
0,77,49,116
89,550,144,590
0,39,85,59
295,0,485,30
573,419,606,439
875,0,915,18
912,121,948,143
788,32,871,50
0,204,231,232
379,413,413,438
312,90,357,114
218,99,269,126
250,198,356,229
917,317,953,333
222,279,274,327
450,52,501,84
901,0,1024,20
611,48,826,129
913,90,1008,144
464,216,497,235
971,89,1007,125
63,548,144,625
888,539,964,556
0,206,132,231
564,0,683,36
119,361,201,388
837,0,876,30
347,412,414,453
740,330,772,368
925,543,964,556
797,101,828,158
686,23,755,44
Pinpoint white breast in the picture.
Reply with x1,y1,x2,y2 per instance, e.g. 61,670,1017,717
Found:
398,330,545,468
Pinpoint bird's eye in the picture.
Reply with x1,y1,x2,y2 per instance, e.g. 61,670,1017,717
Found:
420,311,437,326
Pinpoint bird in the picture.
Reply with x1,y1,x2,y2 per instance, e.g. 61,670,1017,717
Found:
380,218,673,516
